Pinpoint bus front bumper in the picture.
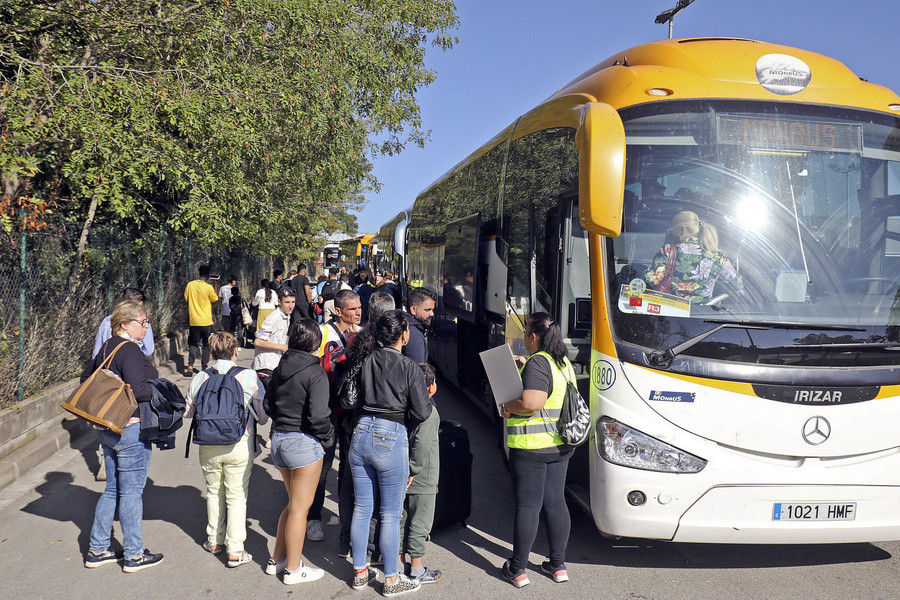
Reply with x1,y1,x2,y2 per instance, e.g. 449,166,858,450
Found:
667,485,900,543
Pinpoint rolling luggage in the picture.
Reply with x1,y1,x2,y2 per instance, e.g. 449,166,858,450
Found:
433,419,473,529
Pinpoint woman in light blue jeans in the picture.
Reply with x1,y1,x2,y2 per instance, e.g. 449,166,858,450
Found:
350,416,409,568
349,310,431,595
91,423,152,560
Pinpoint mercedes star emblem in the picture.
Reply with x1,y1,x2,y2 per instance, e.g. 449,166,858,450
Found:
802,416,831,445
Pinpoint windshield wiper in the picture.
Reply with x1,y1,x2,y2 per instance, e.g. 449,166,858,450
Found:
703,319,867,332
783,342,900,351
646,319,866,368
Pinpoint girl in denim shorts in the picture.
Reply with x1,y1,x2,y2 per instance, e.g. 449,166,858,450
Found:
264,319,335,585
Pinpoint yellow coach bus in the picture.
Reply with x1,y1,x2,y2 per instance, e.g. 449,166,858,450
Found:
337,234,377,273
379,37,900,543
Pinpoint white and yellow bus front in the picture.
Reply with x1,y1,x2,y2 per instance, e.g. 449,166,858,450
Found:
590,96,900,543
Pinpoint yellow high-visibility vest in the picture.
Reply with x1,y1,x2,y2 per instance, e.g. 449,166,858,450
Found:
506,351,575,450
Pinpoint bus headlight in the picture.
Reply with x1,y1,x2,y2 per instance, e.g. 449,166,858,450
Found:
596,417,707,473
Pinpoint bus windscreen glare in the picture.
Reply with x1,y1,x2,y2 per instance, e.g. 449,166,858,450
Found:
612,101,900,369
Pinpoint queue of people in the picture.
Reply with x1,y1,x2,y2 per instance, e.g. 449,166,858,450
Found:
80,266,578,594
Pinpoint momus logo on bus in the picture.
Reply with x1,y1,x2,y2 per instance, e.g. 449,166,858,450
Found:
755,53,812,96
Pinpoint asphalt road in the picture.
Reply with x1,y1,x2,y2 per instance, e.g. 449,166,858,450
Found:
1,348,899,600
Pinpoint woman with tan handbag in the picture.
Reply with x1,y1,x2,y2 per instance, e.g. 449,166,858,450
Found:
82,301,164,573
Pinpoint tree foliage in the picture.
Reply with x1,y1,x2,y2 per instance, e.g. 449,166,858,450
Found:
0,0,458,259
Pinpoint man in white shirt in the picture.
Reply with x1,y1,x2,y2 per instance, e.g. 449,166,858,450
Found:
252,288,295,379
218,275,237,334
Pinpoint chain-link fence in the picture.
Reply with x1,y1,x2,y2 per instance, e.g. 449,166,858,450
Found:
0,219,276,409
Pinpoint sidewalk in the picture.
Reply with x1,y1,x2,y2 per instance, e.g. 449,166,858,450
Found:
0,343,520,600
0,346,353,597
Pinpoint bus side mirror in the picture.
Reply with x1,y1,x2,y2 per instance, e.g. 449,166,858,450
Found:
393,216,408,258
576,102,626,237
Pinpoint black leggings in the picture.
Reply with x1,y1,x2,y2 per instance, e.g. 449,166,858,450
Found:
508,447,573,572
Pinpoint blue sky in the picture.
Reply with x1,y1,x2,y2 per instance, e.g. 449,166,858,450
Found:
354,0,898,235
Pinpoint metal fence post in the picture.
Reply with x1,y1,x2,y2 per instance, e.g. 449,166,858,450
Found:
17,207,26,405
158,229,164,329
107,225,114,313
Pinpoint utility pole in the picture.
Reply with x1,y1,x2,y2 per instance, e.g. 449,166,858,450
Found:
655,0,696,39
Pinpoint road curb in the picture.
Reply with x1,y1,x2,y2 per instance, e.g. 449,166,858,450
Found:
0,415,92,491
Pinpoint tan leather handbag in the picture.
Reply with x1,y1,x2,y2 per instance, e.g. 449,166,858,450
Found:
61,341,138,434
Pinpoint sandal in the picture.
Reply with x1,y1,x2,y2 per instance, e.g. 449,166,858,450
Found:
202,541,223,554
227,551,252,568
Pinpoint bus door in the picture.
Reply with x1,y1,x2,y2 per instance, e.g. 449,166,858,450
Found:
502,126,581,359
504,193,590,371
433,214,481,393
557,194,592,370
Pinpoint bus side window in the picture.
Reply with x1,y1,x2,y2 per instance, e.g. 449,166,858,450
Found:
505,199,531,323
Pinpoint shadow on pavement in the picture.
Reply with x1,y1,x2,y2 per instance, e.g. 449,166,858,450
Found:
20,471,217,557
247,456,286,538
61,418,101,476
21,471,98,554
589,536,893,569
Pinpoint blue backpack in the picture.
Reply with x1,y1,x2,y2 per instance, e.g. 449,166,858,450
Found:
185,366,253,457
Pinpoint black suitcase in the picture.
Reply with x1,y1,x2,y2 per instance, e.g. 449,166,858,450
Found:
433,419,473,529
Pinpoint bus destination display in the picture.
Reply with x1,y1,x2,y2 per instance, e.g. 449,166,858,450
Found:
718,115,862,153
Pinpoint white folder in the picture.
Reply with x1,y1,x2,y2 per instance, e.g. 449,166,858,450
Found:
479,344,524,417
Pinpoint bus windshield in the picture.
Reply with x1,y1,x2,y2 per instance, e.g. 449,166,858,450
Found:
608,100,900,369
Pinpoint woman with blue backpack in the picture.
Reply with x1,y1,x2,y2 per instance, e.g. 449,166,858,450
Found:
185,332,266,568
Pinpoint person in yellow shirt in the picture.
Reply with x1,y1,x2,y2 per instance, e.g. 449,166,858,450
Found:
184,264,219,376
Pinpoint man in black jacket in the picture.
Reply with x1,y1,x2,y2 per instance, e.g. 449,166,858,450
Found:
403,287,437,364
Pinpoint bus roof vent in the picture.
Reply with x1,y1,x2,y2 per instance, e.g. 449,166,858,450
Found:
677,37,758,44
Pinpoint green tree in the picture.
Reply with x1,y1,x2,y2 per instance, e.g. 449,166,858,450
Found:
0,0,458,278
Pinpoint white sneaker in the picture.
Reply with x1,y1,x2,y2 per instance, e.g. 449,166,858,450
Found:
265,558,285,575
283,563,325,585
306,519,324,542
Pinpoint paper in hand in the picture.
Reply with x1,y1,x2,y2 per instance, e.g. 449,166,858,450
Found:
479,344,523,417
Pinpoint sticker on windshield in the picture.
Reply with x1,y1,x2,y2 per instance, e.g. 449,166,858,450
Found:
618,284,692,318
649,390,696,403
755,54,811,96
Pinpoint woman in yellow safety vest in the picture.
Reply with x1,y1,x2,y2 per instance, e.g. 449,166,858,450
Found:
499,312,575,588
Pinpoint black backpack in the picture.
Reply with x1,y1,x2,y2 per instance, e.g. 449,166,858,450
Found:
556,365,590,446
320,279,340,303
